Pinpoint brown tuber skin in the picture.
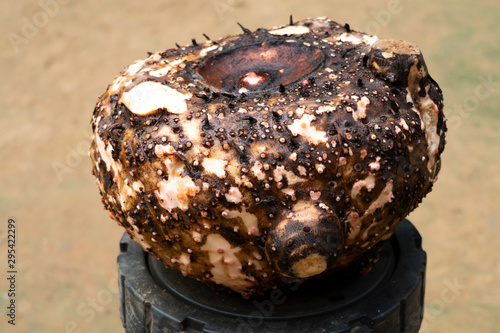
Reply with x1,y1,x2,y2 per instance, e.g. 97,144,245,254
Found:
90,17,446,297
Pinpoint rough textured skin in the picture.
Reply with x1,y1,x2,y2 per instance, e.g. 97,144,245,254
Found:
90,17,446,297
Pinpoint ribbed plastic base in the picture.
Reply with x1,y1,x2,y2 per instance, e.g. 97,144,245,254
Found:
118,219,426,333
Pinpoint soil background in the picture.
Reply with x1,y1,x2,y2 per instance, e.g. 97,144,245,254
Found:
1,0,499,332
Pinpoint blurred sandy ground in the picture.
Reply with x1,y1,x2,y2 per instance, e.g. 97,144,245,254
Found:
0,0,499,332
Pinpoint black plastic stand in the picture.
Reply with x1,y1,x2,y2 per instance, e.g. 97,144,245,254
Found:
118,219,426,333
